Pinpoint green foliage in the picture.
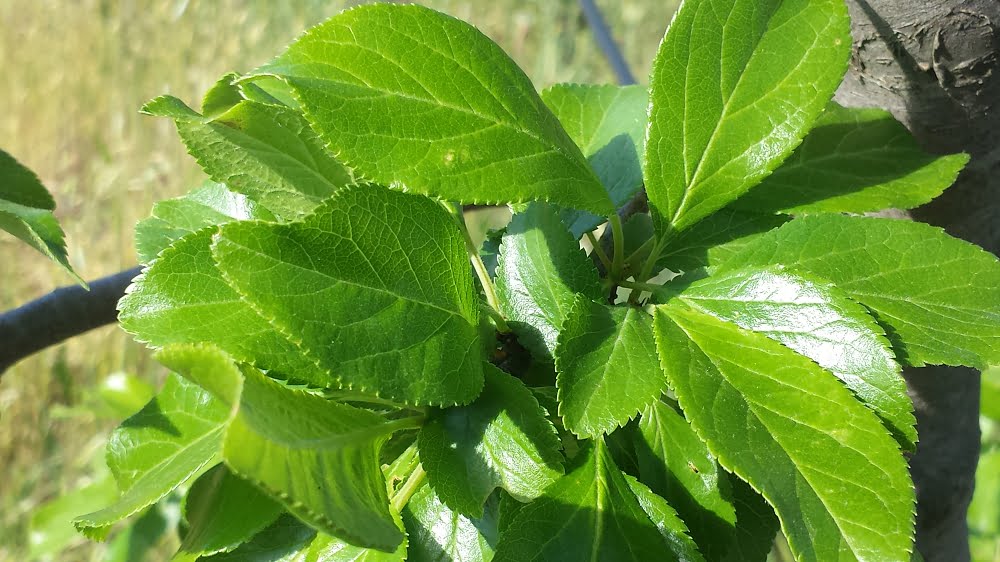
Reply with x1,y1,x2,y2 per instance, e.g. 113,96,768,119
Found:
78,1,1000,560
0,148,82,283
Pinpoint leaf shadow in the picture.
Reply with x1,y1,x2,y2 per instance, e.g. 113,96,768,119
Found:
119,398,182,437
740,119,940,212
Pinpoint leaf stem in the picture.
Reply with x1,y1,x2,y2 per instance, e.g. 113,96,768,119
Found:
383,415,426,434
390,462,426,513
480,302,511,333
609,214,626,282
446,202,505,323
586,231,612,271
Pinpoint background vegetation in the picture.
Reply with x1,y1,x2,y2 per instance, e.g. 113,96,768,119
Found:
0,1,996,561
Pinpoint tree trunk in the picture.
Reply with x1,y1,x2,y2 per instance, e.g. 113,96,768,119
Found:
835,2,1000,560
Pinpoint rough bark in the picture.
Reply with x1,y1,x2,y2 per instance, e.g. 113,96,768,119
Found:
835,2,1000,560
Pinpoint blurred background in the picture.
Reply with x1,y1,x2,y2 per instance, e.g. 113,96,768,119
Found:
0,1,997,561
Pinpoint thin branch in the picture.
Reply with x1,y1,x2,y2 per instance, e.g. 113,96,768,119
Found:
0,266,142,375
579,0,636,85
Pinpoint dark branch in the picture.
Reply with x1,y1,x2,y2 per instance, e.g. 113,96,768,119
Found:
0,266,142,375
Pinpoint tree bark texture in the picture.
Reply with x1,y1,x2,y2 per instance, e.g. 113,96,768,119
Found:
835,2,1000,560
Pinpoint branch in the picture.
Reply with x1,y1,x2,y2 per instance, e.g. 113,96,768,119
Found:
579,0,636,86
0,266,142,375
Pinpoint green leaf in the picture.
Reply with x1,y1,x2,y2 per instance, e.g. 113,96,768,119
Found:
720,214,1000,369
119,229,330,387
496,204,604,361
103,499,175,562
201,514,317,562
982,366,1000,422
201,72,245,118
0,148,81,283
644,0,850,233
74,374,229,539
493,440,696,562
223,368,404,551
213,186,483,406
250,4,611,215
29,475,119,559
135,181,276,263
658,209,787,273
653,304,915,562
674,266,915,450
142,95,351,220
402,483,498,562
174,464,283,560
541,84,649,236
155,344,245,408
303,508,407,561
737,102,969,214
418,364,563,517
623,474,707,562
636,400,776,562
555,297,666,438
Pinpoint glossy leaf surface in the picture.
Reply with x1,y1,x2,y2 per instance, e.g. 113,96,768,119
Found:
75,375,228,539
222,368,403,551
175,464,283,560
644,0,850,233
624,475,706,562
119,229,329,387
497,204,603,360
402,483,498,562
418,364,563,517
721,214,1000,369
0,148,80,281
738,103,969,214
493,440,695,562
253,4,611,214
214,186,483,405
654,304,914,562
675,266,915,450
541,84,648,236
135,181,275,263
636,400,776,562
143,95,350,220
555,298,666,438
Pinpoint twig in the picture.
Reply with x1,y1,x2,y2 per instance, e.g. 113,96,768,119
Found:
579,0,636,85
0,266,142,375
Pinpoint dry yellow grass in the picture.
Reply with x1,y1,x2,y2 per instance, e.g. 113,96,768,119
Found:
0,1,677,559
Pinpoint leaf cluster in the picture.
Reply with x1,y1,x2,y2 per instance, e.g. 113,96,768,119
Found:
79,2,1000,561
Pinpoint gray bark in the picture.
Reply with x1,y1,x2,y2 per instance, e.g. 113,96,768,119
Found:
835,2,1000,560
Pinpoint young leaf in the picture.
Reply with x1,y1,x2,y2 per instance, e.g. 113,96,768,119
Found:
555,297,666,438
541,84,649,236
213,186,483,406
497,204,604,361
135,181,276,263
658,209,787,273
402,483,498,562
644,0,850,233
142,95,351,220
737,102,970,214
623,474,707,562
673,266,915,450
249,4,612,215
720,214,1000,369
174,464,283,560
418,364,563,517
636,400,776,562
74,375,229,539
0,148,81,283
222,368,405,551
493,440,698,562
119,229,331,387
654,304,915,562
201,72,245,118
